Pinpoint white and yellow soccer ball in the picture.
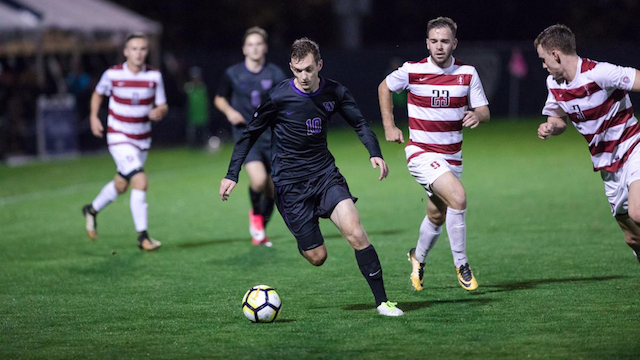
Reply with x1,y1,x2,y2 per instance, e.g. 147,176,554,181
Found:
242,285,282,323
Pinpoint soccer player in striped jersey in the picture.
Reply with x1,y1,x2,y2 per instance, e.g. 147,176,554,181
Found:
536,24,640,263
378,17,490,291
219,38,403,316
214,27,286,247
82,33,168,251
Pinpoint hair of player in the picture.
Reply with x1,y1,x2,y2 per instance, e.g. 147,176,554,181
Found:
427,17,457,38
290,38,321,64
534,24,577,55
124,32,148,46
243,26,268,45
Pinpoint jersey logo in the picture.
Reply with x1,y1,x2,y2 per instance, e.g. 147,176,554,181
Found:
458,75,464,84
323,101,335,112
261,79,273,90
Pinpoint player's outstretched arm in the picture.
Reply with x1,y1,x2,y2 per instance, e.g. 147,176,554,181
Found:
149,104,168,121
220,178,237,201
370,157,389,181
89,91,104,138
378,80,404,143
538,116,567,140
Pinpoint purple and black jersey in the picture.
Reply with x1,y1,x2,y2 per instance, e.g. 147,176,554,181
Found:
216,62,286,140
225,77,383,186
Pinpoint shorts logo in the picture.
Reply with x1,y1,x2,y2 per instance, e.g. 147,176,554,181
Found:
430,161,440,169
323,101,335,112
261,79,273,90
623,76,630,84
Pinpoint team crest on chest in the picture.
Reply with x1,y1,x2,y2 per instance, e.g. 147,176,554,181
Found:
261,79,273,90
323,101,335,112
458,75,464,85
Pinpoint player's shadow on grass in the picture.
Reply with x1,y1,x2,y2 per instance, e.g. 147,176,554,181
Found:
323,228,406,240
344,297,495,313
177,235,285,249
469,275,625,295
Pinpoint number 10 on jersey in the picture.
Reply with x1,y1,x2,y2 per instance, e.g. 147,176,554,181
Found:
306,117,322,135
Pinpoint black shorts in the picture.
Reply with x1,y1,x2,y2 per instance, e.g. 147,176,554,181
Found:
233,126,272,168
275,167,357,253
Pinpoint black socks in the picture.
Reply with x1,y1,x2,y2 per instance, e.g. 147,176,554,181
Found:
355,244,388,306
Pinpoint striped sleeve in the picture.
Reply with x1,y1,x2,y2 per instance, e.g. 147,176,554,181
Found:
591,62,636,92
468,68,488,108
95,70,112,96
385,62,409,93
155,73,167,105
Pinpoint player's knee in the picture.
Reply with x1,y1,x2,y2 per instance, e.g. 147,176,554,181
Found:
130,173,148,191
250,175,268,192
448,194,467,210
114,179,128,194
305,251,327,266
344,226,367,245
628,207,640,224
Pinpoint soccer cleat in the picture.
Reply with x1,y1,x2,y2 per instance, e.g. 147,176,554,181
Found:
138,235,161,251
407,248,425,291
455,263,478,291
634,250,639,263
377,301,404,317
82,204,98,240
249,210,266,241
252,236,273,247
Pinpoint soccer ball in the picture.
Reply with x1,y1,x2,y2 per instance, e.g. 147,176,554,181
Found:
241,285,282,323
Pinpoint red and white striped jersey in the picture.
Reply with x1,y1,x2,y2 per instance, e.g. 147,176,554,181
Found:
386,56,488,166
543,57,637,172
95,62,167,150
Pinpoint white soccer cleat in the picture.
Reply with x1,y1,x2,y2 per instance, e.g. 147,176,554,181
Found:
634,250,639,263
377,301,404,317
138,237,161,251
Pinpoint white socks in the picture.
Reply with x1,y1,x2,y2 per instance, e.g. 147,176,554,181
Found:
92,181,118,212
446,208,468,268
130,189,148,232
415,215,442,263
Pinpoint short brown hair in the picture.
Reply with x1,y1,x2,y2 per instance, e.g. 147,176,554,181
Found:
534,24,576,55
427,17,457,38
243,26,268,45
124,32,148,46
290,38,321,63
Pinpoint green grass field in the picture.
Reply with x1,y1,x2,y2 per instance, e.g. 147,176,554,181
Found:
1,119,639,359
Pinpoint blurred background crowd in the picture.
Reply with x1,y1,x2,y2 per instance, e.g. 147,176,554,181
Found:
1,0,639,162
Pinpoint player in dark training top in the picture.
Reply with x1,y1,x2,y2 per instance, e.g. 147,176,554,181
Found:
215,27,286,247
220,38,404,316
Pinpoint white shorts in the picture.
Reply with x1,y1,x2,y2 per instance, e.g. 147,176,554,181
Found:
408,152,462,197
601,146,640,217
109,144,148,178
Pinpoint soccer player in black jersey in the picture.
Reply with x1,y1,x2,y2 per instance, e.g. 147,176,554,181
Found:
215,27,286,247
220,38,403,316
